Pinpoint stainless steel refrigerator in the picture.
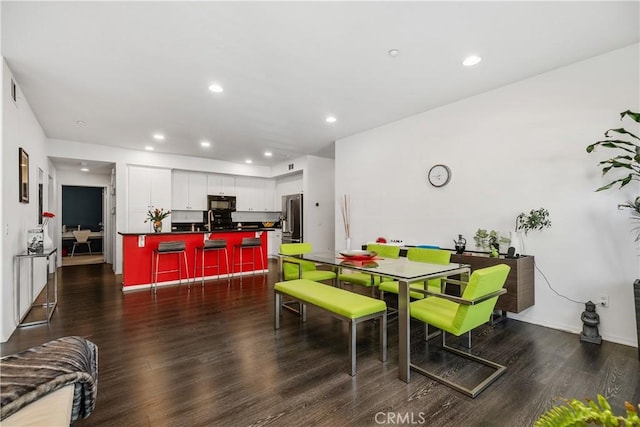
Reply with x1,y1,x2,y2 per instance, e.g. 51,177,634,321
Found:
281,193,303,244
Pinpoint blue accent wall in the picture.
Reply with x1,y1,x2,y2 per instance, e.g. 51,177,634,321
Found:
62,186,103,231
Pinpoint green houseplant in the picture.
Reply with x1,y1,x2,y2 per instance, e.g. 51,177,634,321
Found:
586,110,640,240
535,394,639,427
516,208,552,235
473,229,509,257
586,109,640,361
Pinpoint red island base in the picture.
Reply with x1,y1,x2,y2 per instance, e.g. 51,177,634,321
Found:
119,230,268,290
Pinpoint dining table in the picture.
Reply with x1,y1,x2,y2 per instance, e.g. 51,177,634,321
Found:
278,250,471,382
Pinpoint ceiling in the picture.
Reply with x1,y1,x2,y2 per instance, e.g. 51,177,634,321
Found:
3,2,639,167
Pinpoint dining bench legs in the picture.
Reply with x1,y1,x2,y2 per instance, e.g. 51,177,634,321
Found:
274,279,387,376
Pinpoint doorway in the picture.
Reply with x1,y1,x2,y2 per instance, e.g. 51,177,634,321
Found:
61,185,104,266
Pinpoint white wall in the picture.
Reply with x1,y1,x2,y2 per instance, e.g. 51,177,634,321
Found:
1,59,52,342
303,156,335,252
275,172,303,211
335,44,640,347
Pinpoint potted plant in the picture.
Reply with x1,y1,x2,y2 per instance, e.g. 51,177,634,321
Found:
586,109,640,359
145,208,171,232
516,208,552,235
536,394,639,426
473,229,509,257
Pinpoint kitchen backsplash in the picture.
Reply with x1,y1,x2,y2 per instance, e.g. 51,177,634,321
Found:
171,210,205,223
232,211,281,223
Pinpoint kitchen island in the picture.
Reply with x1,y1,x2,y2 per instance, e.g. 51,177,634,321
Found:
118,229,271,290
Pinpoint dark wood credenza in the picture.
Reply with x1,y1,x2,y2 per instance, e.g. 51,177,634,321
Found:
450,253,535,313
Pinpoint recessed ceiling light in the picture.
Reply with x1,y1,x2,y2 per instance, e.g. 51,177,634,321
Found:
145,146,154,151
76,120,86,125
326,116,337,123
245,159,253,164
388,49,399,58
200,141,211,148
80,167,90,172
153,133,165,140
208,83,224,93
264,151,272,157
463,55,482,66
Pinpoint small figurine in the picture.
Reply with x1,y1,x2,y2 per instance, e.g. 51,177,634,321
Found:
580,301,602,344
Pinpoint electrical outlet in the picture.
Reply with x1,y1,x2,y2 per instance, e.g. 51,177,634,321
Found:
599,295,609,308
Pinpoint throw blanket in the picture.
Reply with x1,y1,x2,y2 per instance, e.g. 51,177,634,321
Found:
0,336,98,423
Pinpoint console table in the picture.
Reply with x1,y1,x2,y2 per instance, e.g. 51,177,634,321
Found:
450,252,534,314
13,248,58,326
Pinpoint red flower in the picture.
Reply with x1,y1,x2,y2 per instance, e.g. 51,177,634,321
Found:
43,212,55,218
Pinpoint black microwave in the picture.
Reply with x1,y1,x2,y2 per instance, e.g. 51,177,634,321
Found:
208,195,236,211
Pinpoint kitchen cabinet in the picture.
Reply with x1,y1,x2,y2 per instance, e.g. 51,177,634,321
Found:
127,166,172,233
207,173,236,196
268,229,282,257
236,176,276,211
172,171,207,210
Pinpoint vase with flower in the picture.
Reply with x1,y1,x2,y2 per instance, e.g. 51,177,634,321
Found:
41,211,55,249
145,208,171,232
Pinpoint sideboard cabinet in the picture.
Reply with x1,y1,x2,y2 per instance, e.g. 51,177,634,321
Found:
450,253,534,313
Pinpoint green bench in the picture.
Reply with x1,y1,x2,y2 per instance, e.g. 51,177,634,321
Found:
274,279,387,376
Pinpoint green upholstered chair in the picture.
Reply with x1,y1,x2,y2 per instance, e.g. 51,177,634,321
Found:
409,264,510,398
338,244,400,295
280,243,336,283
378,247,451,299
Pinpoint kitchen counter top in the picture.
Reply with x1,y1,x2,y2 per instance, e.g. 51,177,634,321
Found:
118,228,276,236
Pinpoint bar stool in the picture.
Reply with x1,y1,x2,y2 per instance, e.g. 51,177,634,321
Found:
194,239,229,287
151,241,189,293
233,237,264,276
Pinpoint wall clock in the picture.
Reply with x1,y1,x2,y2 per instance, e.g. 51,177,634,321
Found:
428,164,451,187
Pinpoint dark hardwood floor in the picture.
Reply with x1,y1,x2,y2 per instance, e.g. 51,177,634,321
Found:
2,261,639,426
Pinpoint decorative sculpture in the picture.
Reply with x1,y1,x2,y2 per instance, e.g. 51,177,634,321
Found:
580,300,602,344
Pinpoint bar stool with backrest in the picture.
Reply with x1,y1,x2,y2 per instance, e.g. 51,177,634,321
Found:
194,239,229,287
233,237,264,276
151,240,189,293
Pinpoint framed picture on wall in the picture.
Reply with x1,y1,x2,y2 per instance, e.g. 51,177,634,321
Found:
19,147,29,203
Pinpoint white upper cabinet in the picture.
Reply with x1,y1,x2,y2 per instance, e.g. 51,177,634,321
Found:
263,179,275,211
172,171,207,210
235,176,276,211
127,166,172,232
207,173,236,196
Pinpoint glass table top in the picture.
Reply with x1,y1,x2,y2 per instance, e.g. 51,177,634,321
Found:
287,251,470,282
